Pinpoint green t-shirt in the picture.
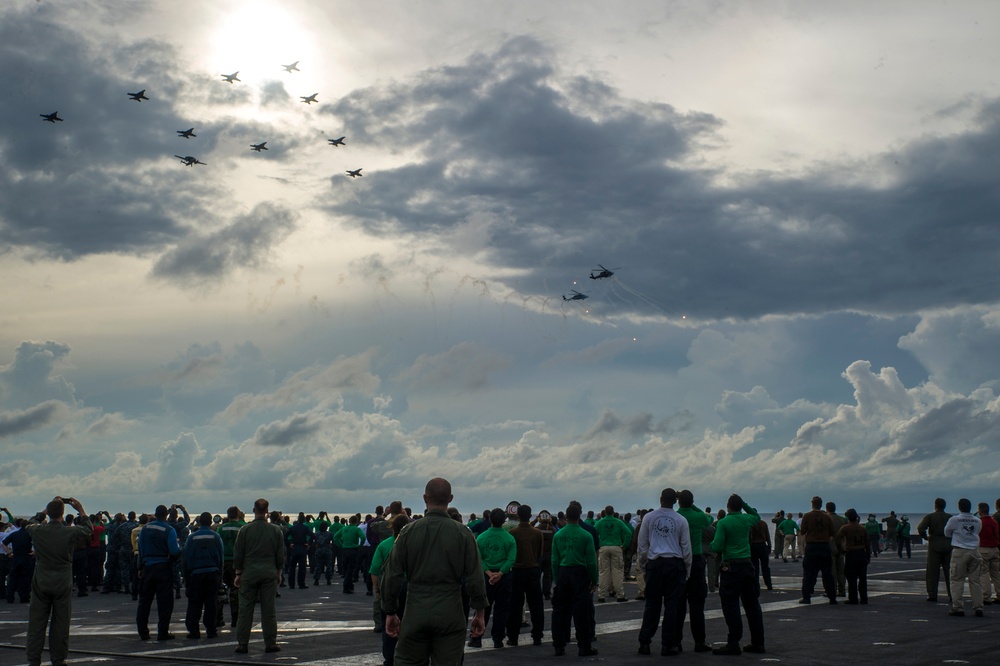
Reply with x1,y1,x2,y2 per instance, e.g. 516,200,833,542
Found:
551,523,598,584
476,526,517,574
594,516,632,548
677,506,713,556
337,524,366,549
778,518,799,535
710,504,760,561
369,535,396,575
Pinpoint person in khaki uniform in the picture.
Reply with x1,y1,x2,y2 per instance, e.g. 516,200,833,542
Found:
24,496,93,666
233,498,285,654
382,477,488,666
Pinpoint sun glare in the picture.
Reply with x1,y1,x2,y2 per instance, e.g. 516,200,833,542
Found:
208,1,318,84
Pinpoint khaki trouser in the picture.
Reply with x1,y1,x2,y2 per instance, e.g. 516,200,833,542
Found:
598,546,624,599
950,547,983,611
783,535,798,560
979,546,1000,600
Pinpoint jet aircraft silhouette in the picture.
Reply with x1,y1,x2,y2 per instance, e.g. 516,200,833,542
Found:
174,155,206,167
328,136,346,146
127,89,149,102
282,61,300,73
221,71,240,84
177,128,196,139
250,142,268,152
346,168,363,178
300,93,318,104
40,111,63,123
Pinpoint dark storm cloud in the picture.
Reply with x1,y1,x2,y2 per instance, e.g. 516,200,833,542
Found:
151,202,298,285
321,37,1000,320
582,407,696,441
0,10,301,268
0,401,67,438
251,412,322,447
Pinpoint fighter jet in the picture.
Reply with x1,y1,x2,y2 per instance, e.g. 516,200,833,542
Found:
346,168,363,178
127,89,149,102
176,128,196,139
327,136,346,147
250,142,268,152
300,93,318,104
282,60,300,73
562,290,588,301
174,155,206,167
221,71,240,84
40,111,63,123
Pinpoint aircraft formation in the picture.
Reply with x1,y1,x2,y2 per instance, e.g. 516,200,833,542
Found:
39,60,362,178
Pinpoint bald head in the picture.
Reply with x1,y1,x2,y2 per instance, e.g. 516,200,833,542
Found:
424,477,453,509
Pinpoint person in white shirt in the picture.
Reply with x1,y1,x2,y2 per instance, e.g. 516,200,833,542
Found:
944,498,983,617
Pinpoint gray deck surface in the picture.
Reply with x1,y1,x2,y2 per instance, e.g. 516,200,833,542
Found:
1,544,995,665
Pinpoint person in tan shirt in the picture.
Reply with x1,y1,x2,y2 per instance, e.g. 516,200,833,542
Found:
798,496,836,605
836,509,870,604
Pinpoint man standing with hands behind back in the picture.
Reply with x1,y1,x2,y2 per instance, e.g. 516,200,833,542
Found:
233,498,285,654
25,496,93,666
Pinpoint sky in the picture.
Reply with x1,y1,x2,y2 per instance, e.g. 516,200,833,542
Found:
3,0,1000,517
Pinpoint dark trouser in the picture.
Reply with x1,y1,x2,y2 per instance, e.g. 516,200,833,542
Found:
7,556,33,602
898,535,911,558
26,577,72,666
342,548,360,593
868,533,880,557
136,562,174,638
540,555,552,597
750,542,772,590
926,540,953,599
801,543,836,602
129,554,140,598
119,548,134,593
288,551,308,588
551,566,593,649
73,549,88,594
103,549,121,592
313,550,333,583
0,554,9,598
361,545,373,592
833,546,846,596
844,550,869,603
638,556,686,648
483,572,512,645
507,566,544,641
381,580,407,666
676,555,707,648
185,571,220,636
718,560,764,648
87,545,102,588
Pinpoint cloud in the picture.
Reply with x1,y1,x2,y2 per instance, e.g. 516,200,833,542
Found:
0,401,69,438
394,341,508,393
0,460,31,487
251,412,323,447
151,202,298,286
155,432,204,491
0,341,76,409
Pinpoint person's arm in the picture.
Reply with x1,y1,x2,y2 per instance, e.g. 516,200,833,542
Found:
2,507,14,523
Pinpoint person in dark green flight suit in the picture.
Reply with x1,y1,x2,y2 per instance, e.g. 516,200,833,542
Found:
382,477,488,666
233,498,285,655
24,496,93,666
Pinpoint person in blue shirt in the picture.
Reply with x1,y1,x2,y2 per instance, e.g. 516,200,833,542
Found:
183,512,224,639
136,504,181,641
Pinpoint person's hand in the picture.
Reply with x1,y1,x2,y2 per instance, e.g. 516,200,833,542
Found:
386,614,401,638
233,573,241,588
589,583,597,594
470,610,485,638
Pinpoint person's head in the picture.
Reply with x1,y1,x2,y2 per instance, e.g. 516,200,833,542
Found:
660,488,678,508
128,510,136,521
392,514,409,536
66,514,74,525
587,510,595,519
565,503,582,522
825,501,836,513
388,500,403,516
868,513,876,522
889,510,896,517
727,494,744,513
958,498,971,513
423,477,453,509
517,504,532,522
199,511,212,527
489,508,506,527
154,504,168,520
978,502,990,517
253,498,269,517
934,497,946,511
297,512,306,523
604,505,614,518
46,498,65,521
227,505,240,520
349,514,360,525
901,515,908,523
678,489,694,509
168,505,178,520
138,513,149,525
447,507,462,522
811,496,822,510
845,508,859,523
319,521,329,532
375,505,384,516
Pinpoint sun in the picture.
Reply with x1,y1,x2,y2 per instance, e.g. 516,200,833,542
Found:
207,1,319,85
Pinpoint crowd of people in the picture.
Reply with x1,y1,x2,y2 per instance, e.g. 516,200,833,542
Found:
2,489,1000,666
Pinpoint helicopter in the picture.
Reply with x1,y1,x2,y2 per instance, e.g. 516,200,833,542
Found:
589,264,619,280
562,290,588,301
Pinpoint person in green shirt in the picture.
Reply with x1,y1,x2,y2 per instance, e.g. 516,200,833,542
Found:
779,514,800,562
676,489,713,653
336,515,366,594
896,515,912,558
369,514,410,666
551,503,598,657
594,506,632,602
472,508,516,649
709,494,765,656
216,506,246,628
